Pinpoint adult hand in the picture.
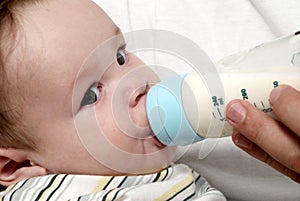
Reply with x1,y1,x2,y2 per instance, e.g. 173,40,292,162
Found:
225,85,300,183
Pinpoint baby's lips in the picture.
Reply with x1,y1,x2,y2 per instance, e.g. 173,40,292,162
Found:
152,135,167,148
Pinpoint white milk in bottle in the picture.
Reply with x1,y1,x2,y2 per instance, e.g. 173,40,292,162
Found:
146,32,300,146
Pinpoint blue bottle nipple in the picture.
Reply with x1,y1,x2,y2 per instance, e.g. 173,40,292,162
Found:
146,75,204,146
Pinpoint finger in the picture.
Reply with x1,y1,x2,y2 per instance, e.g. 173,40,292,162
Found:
269,85,300,136
226,100,300,174
232,132,300,183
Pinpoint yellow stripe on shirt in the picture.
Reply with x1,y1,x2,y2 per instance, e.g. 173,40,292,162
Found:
154,170,193,201
38,175,64,201
92,177,113,192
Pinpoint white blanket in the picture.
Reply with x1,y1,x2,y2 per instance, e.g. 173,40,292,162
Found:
94,1,300,200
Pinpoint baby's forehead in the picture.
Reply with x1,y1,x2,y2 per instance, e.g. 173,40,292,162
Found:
6,0,119,105
15,2,116,71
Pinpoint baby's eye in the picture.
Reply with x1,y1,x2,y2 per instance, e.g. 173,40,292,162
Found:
80,83,102,107
116,48,126,65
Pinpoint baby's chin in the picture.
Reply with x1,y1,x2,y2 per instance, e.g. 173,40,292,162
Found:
119,133,176,156
126,147,176,175
141,137,177,161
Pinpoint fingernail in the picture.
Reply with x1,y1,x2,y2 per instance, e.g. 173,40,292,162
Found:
269,86,285,105
233,133,252,149
226,102,247,124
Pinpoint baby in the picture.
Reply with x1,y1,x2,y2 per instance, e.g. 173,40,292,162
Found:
0,0,226,200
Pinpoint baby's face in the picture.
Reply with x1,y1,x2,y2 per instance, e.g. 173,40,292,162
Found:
17,0,176,175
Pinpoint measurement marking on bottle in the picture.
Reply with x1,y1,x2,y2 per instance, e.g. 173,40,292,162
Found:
217,108,222,117
253,102,257,108
261,101,265,108
212,112,216,118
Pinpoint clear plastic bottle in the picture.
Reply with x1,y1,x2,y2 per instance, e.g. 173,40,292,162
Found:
146,32,300,146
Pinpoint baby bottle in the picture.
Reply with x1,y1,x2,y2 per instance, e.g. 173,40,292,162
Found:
146,32,300,146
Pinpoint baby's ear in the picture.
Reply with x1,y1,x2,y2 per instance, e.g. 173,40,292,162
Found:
0,148,47,186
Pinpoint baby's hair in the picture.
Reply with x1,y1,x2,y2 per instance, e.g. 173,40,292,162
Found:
0,0,40,150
